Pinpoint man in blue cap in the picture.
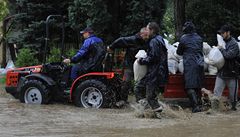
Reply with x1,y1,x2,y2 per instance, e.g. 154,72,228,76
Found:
63,27,105,80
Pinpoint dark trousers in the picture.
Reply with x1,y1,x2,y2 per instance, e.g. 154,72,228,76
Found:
120,68,134,101
134,77,163,109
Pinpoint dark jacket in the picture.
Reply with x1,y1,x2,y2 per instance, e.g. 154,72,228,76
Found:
109,34,147,69
71,35,105,71
177,33,204,89
139,35,169,86
218,37,239,78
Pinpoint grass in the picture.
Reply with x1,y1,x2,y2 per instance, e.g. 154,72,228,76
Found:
0,75,6,84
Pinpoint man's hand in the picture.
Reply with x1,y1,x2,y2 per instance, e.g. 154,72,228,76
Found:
63,59,71,64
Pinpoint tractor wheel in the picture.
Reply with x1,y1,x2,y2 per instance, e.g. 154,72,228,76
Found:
19,79,51,104
74,79,115,108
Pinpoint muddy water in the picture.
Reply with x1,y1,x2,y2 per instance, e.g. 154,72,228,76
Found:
1,88,240,137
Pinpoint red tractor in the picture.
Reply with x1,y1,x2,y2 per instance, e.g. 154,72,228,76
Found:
5,15,122,108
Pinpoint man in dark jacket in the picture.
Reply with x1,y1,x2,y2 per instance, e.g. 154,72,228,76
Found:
137,22,169,112
108,27,149,104
213,24,239,111
176,22,204,113
63,27,104,80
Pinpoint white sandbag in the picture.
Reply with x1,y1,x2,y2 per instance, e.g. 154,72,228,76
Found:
134,50,147,81
238,36,240,41
172,42,179,48
217,34,226,49
164,38,170,47
238,42,240,51
174,50,183,60
168,59,178,74
178,59,184,74
208,65,218,75
203,42,212,55
135,50,147,58
168,52,178,61
203,56,209,71
1,60,15,74
207,47,225,70
133,60,147,81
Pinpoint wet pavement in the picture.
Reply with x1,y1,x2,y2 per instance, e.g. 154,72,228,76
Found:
1,87,240,137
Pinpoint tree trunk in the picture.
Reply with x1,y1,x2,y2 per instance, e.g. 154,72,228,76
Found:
1,19,7,67
174,0,186,40
106,0,120,41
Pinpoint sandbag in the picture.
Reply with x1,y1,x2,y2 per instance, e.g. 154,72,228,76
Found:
1,60,15,74
134,60,147,81
238,42,240,51
178,59,184,74
135,50,147,58
134,50,147,81
168,59,178,74
207,47,225,70
208,65,218,75
203,42,212,55
217,34,226,49
174,50,182,61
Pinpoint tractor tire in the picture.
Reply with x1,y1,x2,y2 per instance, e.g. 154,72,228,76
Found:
73,79,115,108
19,79,51,104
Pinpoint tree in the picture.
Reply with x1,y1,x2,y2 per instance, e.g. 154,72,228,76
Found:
174,0,186,41
69,0,167,44
8,0,72,62
69,0,112,43
186,0,240,45
121,0,167,36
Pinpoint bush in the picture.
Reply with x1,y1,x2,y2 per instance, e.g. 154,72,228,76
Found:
66,48,77,58
47,47,61,63
15,48,39,67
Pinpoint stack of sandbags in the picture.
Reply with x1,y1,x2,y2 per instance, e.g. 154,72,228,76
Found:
165,39,179,74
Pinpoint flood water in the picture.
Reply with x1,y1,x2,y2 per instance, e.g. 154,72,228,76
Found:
1,87,240,137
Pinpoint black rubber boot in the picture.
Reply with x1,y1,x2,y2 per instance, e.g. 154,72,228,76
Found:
231,102,237,111
187,89,202,113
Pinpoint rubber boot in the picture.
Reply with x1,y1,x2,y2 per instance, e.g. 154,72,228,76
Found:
231,102,237,111
187,89,202,113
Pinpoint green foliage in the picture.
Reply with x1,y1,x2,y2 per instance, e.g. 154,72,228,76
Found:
47,47,61,63
162,0,175,44
69,0,167,43
15,48,39,67
66,48,78,58
186,0,240,45
0,76,6,84
8,0,73,62
121,0,167,36
0,0,8,21
69,0,112,42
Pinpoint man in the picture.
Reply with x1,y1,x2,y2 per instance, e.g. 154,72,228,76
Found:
176,22,204,113
107,27,149,104
63,27,105,80
137,22,168,112
213,24,239,111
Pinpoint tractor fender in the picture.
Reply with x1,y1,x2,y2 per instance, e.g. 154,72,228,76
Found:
70,72,115,100
25,73,56,86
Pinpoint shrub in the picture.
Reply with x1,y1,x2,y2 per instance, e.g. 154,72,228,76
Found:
15,48,39,67
47,47,61,63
